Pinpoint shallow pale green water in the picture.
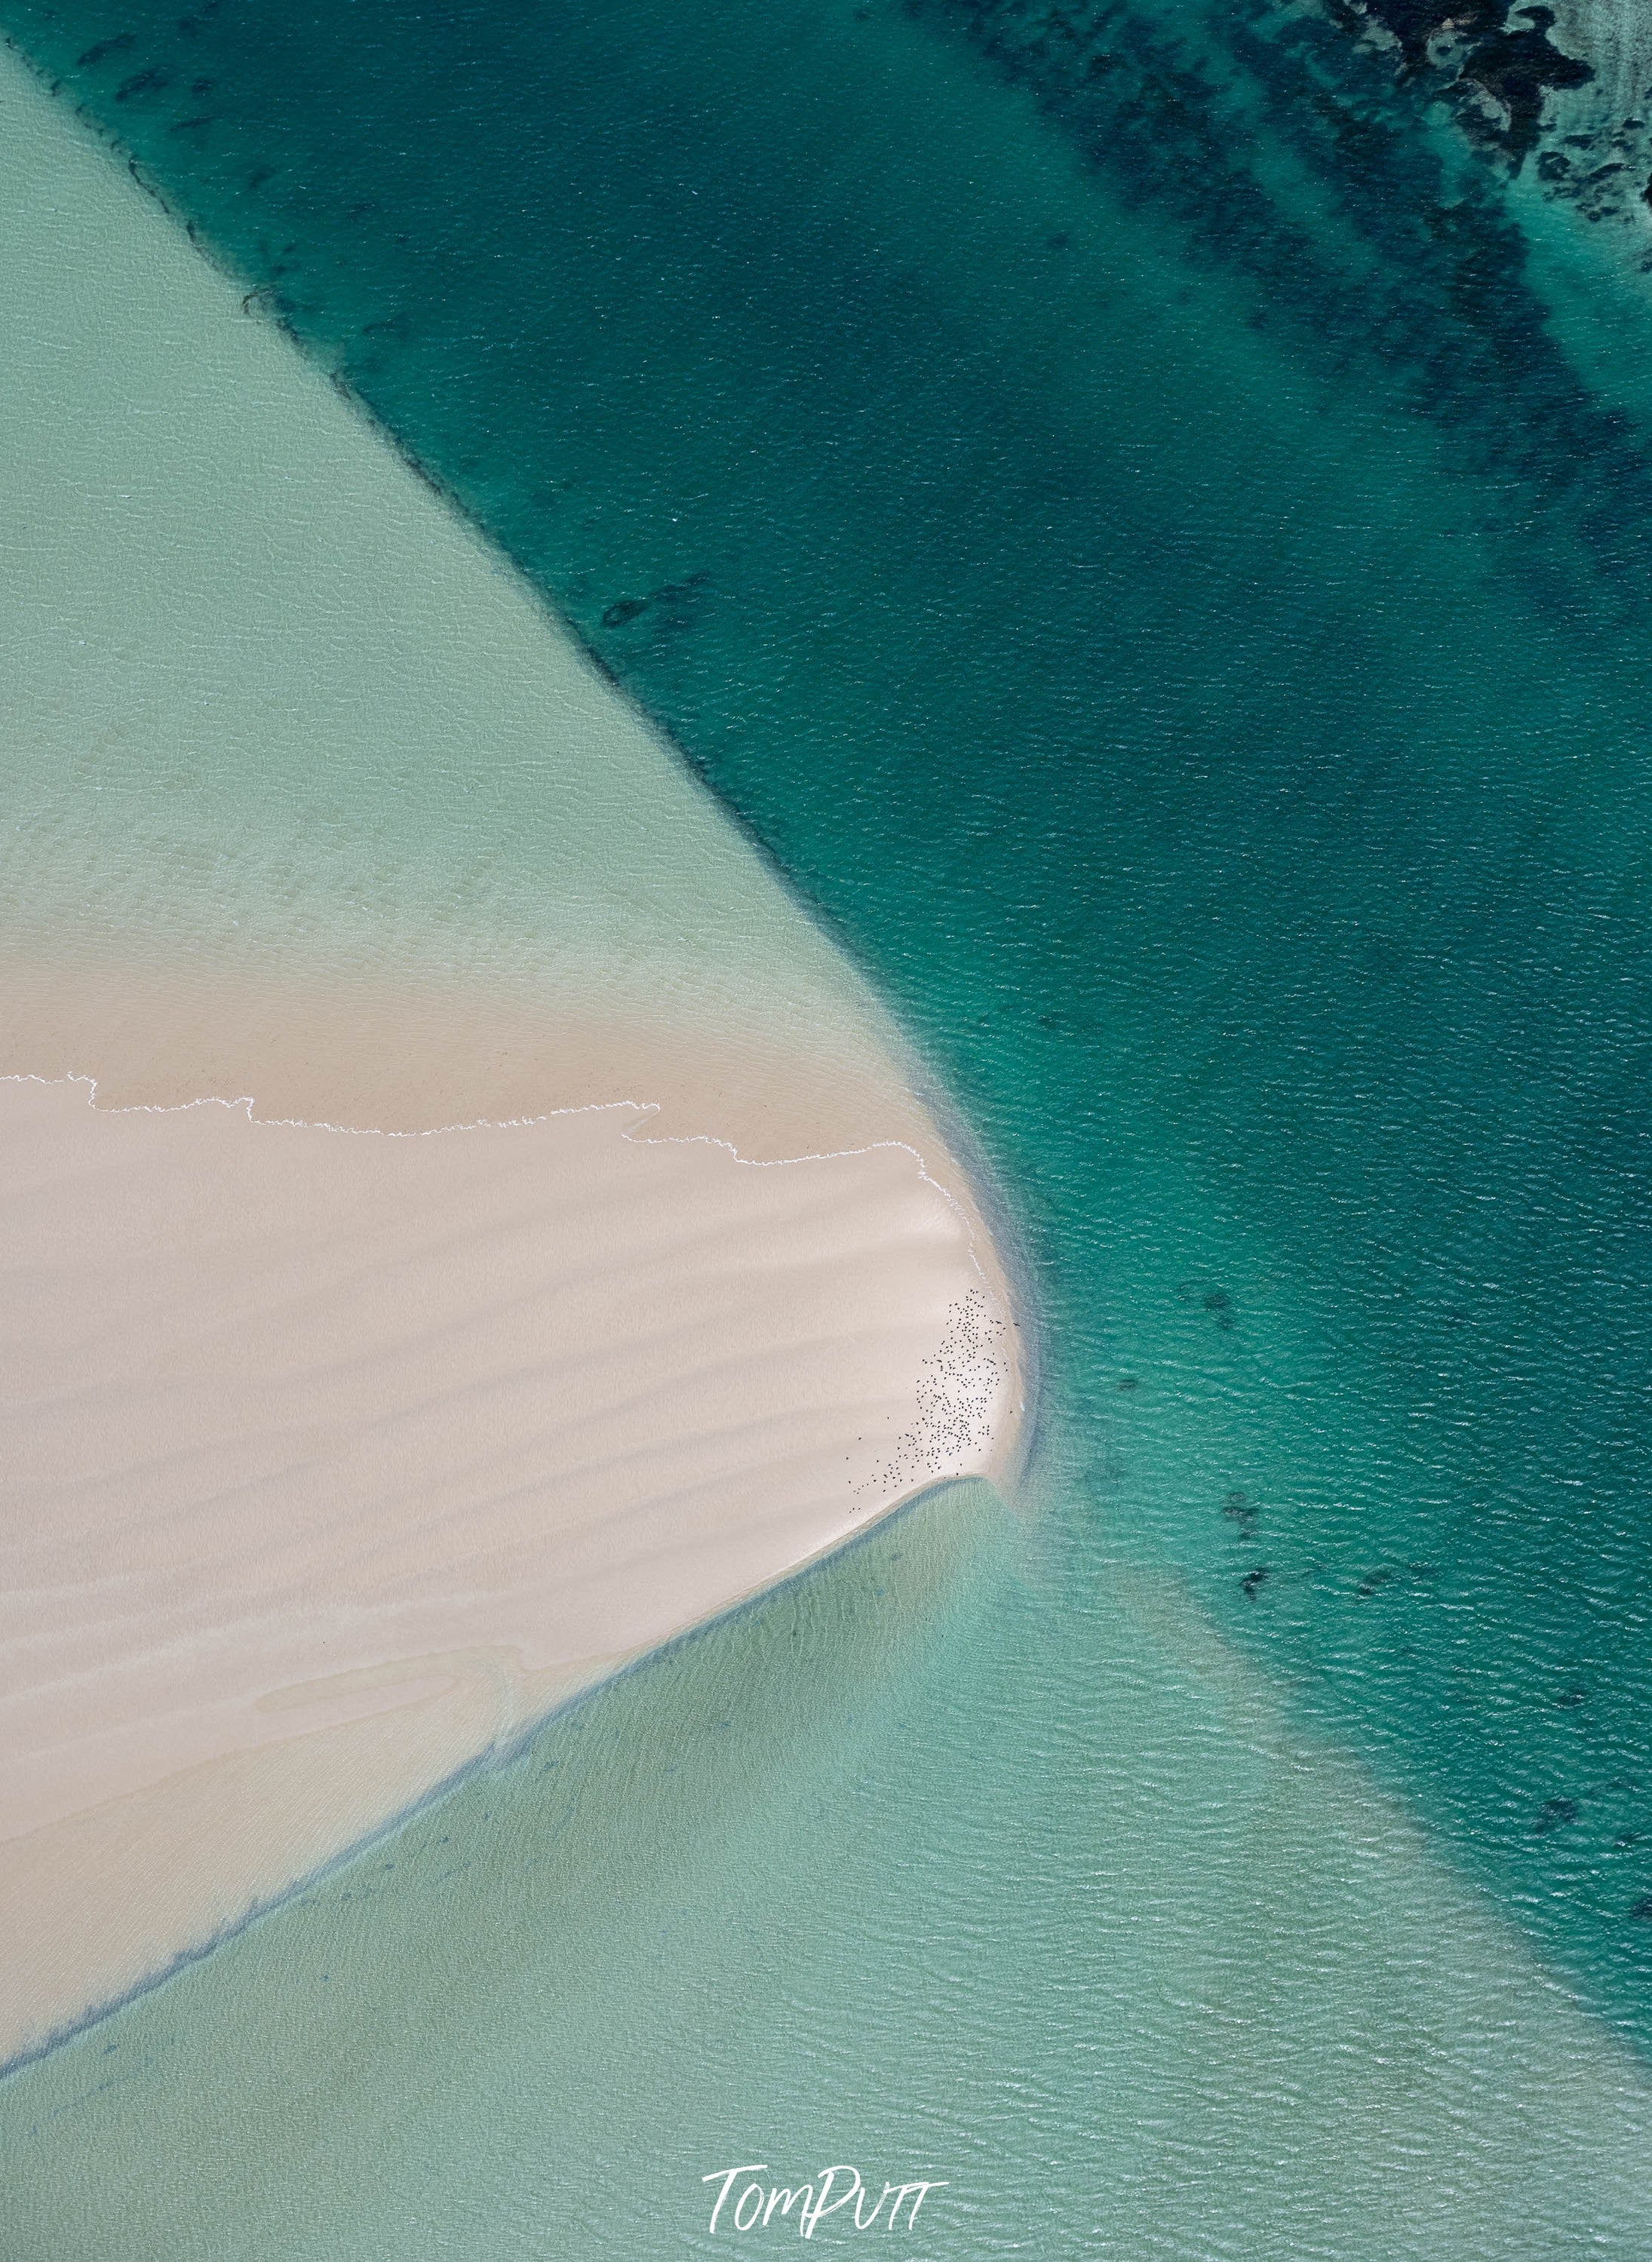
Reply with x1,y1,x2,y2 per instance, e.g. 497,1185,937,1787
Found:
5,0,1652,2248
9,1478,1652,2257
0,41,908,1063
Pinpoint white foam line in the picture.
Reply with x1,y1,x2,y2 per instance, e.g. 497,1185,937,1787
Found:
1,1068,1017,1345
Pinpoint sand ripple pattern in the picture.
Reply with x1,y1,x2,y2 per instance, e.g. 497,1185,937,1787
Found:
0,1074,1016,2061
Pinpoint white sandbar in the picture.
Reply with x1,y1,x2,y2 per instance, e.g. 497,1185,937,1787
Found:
0,1074,1018,2063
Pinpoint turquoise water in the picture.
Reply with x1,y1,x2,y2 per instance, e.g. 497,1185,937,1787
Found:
8,0,1652,2248
9,1476,1652,2256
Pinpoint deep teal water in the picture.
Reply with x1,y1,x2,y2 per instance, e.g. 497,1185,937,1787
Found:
8,0,1652,2247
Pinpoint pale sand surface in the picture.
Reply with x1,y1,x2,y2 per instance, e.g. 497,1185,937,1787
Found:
0,1071,1021,2064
